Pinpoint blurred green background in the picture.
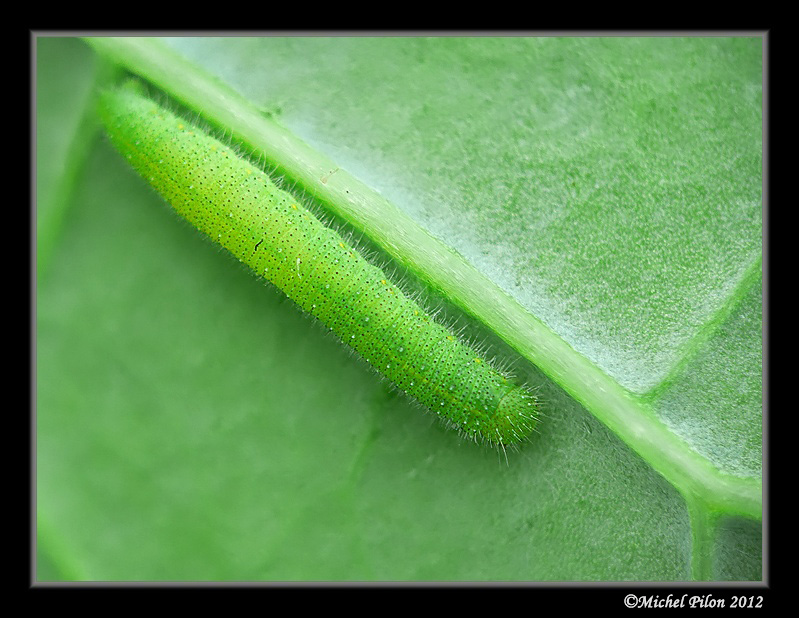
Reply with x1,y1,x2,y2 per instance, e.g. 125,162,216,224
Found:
36,35,763,581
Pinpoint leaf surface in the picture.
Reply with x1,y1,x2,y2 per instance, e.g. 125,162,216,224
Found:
36,36,763,581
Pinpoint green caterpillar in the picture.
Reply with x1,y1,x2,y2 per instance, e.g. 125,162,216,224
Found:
99,85,538,446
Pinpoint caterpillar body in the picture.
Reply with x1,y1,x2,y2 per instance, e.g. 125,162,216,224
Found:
99,86,538,446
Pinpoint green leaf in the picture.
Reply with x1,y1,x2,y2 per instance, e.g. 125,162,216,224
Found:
36,36,762,582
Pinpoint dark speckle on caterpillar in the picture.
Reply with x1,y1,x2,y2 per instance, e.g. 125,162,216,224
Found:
99,85,538,447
